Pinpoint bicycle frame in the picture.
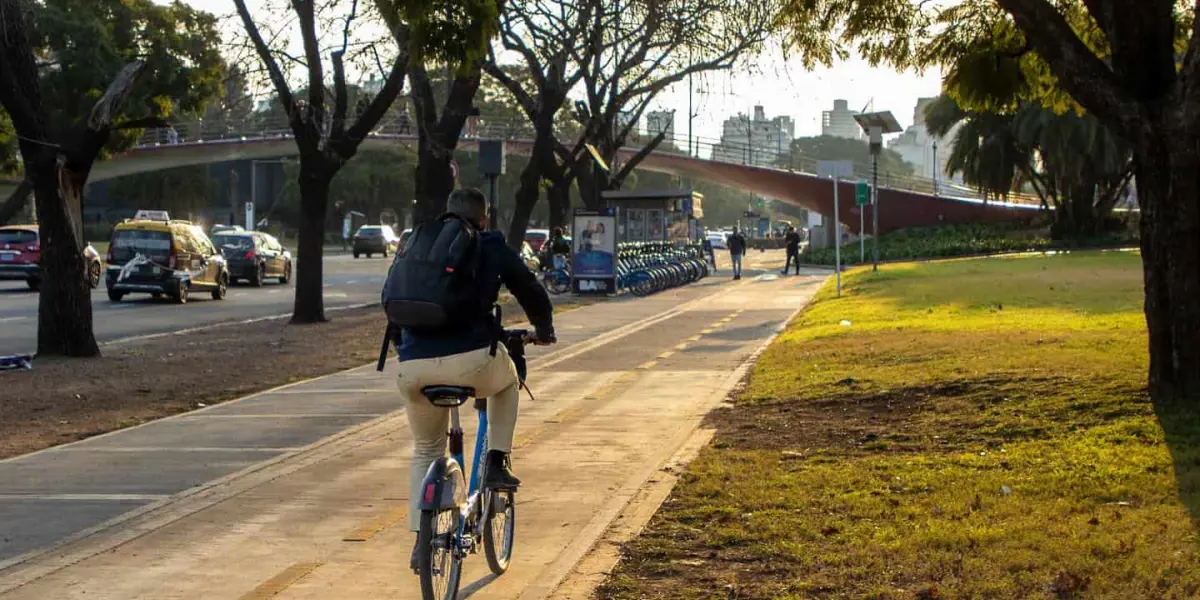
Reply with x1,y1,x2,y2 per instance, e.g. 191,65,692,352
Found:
446,401,491,550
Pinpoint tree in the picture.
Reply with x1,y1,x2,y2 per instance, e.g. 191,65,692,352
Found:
0,0,224,225
484,0,595,246
233,0,409,323
377,0,503,225
563,0,776,216
780,0,1200,402
0,0,167,357
924,94,1132,236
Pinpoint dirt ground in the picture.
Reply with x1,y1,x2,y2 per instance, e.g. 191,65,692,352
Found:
0,298,554,460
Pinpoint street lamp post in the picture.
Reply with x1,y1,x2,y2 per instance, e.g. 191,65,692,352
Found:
852,111,902,273
932,139,939,198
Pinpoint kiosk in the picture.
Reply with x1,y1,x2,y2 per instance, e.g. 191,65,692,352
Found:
600,189,704,243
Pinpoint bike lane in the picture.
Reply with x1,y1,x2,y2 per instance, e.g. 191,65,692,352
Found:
0,253,828,599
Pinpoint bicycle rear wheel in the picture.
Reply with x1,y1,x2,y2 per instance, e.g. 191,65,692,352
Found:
483,490,516,574
418,508,462,600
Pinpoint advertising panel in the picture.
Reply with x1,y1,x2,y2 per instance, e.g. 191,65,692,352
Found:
572,208,617,294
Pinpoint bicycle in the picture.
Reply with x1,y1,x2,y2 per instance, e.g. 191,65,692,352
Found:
541,254,572,295
414,329,530,600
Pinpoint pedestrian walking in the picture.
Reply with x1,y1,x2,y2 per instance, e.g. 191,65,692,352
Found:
727,227,747,280
702,236,717,271
782,226,801,275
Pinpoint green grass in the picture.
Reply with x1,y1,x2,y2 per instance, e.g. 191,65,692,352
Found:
598,250,1200,600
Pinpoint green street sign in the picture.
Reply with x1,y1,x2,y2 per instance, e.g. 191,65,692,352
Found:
855,181,870,206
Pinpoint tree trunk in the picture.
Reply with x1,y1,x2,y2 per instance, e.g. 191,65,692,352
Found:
29,154,98,357
0,179,32,225
413,139,455,225
548,173,571,233
506,121,554,249
1136,125,1200,403
291,155,335,324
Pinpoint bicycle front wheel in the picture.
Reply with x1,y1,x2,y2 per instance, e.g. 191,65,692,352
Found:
483,490,516,575
418,508,462,600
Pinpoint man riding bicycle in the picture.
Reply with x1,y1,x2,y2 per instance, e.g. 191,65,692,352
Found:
390,189,556,569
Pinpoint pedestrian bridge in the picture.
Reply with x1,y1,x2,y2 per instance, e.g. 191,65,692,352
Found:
62,117,1042,234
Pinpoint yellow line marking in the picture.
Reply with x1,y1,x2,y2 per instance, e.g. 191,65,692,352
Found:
674,343,689,351
700,329,714,335
343,506,407,542
657,350,675,359
638,360,657,370
239,562,322,600
687,334,702,341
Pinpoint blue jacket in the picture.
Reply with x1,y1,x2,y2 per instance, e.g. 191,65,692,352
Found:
396,230,554,361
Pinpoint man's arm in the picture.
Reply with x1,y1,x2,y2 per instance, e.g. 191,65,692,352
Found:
498,244,555,339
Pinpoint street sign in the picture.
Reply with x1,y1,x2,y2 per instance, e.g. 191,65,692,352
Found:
855,181,870,206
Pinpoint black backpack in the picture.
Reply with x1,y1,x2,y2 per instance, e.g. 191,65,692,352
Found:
377,214,484,369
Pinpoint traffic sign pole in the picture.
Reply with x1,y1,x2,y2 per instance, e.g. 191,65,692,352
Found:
854,181,869,263
833,177,840,297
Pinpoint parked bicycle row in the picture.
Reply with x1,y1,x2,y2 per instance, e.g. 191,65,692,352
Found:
618,242,710,297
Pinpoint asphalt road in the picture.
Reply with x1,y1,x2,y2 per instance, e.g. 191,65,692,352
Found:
0,254,395,355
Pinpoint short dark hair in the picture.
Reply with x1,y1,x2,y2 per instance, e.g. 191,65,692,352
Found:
447,188,487,223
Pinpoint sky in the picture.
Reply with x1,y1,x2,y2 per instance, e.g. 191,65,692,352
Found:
178,0,944,143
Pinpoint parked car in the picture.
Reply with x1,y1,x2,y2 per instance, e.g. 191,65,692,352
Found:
0,225,103,290
210,224,244,236
352,225,400,258
706,231,728,250
524,229,550,252
105,210,228,304
211,231,292,286
399,228,414,248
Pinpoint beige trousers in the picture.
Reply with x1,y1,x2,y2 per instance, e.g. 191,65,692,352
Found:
396,345,520,530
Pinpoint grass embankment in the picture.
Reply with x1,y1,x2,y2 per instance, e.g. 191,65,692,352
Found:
599,251,1200,599
804,222,1136,266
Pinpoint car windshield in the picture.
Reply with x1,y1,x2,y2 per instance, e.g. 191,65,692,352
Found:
111,229,172,262
0,230,36,245
357,227,382,237
213,235,255,250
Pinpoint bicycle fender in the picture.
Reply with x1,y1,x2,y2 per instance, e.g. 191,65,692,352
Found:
419,457,467,511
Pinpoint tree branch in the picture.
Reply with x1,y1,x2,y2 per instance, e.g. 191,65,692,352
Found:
993,0,1140,137
343,23,410,147
292,0,326,130
232,0,294,118
0,178,32,226
613,130,666,186
112,117,170,131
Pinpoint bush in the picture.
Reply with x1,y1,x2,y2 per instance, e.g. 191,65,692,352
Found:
804,222,1137,266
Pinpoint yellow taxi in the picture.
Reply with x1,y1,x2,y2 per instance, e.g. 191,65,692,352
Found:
104,210,229,304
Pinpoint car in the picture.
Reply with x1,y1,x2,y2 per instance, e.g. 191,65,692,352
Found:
352,224,400,258
524,229,550,252
706,232,728,250
398,228,414,249
211,231,292,286
0,225,103,291
210,224,244,236
104,210,229,304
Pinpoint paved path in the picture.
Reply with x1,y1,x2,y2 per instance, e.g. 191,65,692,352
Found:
0,254,393,354
0,252,826,599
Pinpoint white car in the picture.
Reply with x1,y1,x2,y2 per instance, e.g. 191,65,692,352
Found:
706,232,728,250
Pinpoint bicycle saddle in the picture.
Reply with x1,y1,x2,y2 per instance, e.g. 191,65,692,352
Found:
421,385,476,407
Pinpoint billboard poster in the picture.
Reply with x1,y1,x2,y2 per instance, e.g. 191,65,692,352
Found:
572,208,617,294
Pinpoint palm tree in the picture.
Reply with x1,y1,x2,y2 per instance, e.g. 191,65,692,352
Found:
924,95,1132,238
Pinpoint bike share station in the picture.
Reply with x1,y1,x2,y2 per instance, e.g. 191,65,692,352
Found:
570,187,708,296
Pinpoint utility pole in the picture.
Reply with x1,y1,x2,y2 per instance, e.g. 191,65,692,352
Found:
687,70,693,157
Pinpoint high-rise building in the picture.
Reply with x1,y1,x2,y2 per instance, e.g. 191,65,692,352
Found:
887,96,961,184
712,105,795,166
821,99,862,140
646,110,675,143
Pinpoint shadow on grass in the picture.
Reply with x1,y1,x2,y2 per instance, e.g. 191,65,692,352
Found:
1154,400,1200,530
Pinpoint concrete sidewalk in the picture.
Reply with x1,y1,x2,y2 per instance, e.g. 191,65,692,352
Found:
0,253,826,599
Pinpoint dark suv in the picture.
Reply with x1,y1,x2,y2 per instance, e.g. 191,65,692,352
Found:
212,231,292,286
352,225,400,258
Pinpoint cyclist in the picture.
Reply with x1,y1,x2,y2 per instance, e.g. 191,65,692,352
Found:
541,226,572,270
392,189,556,568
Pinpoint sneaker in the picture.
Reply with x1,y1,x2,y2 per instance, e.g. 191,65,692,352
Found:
483,450,521,490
